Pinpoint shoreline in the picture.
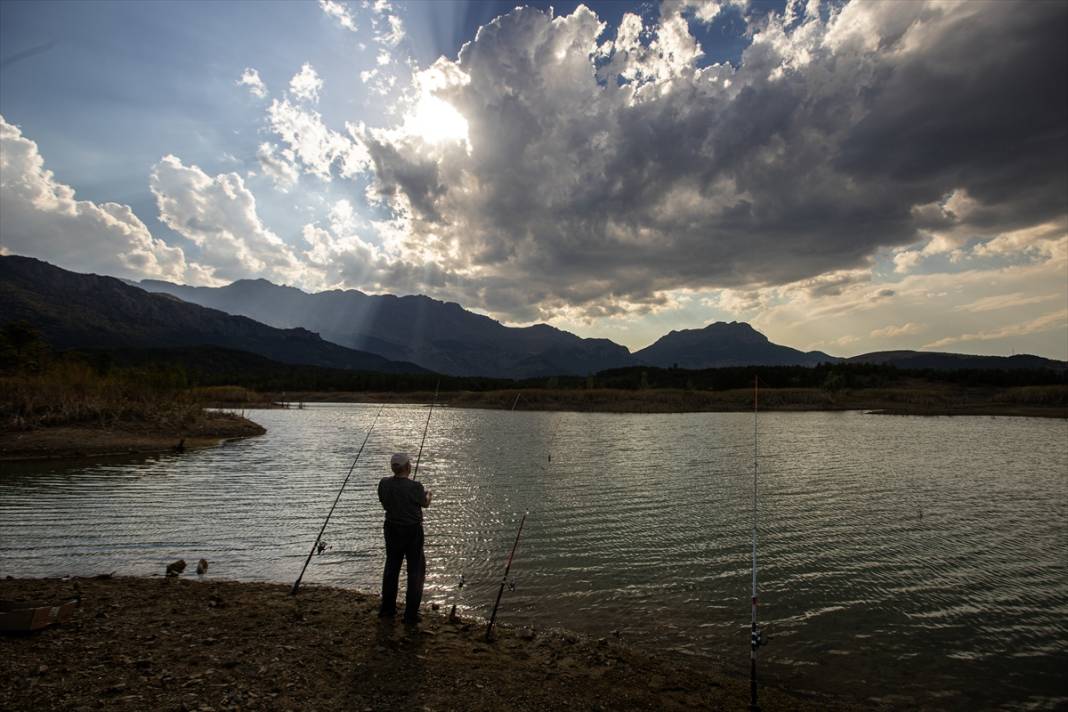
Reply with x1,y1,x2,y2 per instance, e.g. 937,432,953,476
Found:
0,413,265,463
0,576,856,711
245,387,1068,418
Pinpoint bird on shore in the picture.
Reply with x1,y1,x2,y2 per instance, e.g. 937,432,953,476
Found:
165,559,186,576
196,559,209,575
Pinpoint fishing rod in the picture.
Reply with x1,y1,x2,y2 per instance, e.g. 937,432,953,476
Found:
511,392,522,411
750,376,765,711
486,511,528,641
411,381,440,616
412,381,439,480
290,404,385,596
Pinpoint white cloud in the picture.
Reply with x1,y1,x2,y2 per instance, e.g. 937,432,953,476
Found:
956,292,1061,313
0,114,203,283
150,155,305,283
289,63,323,103
266,98,369,180
319,0,357,32
893,250,922,273
237,68,268,99
870,322,923,338
371,0,405,47
924,309,1068,350
255,142,300,191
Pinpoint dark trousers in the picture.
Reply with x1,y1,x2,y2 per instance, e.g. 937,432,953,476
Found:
380,522,425,621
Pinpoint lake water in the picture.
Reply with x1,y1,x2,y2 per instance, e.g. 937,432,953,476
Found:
2,405,1066,709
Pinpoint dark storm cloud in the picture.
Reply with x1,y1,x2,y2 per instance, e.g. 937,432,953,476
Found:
355,0,1067,320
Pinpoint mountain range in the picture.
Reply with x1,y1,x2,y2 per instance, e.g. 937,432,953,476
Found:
2,255,1063,377
137,277,837,376
0,256,426,374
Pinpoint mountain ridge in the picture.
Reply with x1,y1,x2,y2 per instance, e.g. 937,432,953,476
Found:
0,256,428,374
4,256,1063,377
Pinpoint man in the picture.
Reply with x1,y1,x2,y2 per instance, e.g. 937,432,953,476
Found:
377,452,432,624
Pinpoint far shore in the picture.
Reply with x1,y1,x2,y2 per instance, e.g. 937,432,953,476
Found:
0,576,856,711
0,413,265,463
239,386,1068,419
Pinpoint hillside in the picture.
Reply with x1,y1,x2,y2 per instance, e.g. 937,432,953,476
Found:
138,278,633,378
0,256,427,374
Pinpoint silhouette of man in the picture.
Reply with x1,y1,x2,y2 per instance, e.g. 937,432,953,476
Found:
377,452,432,624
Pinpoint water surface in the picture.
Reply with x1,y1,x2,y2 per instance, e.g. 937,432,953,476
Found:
2,405,1066,709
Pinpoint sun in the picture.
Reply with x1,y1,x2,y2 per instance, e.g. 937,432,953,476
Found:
405,94,469,147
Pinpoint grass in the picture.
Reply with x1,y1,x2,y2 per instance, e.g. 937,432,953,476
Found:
1,361,205,432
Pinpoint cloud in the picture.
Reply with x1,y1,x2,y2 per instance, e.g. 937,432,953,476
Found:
319,0,357,33
237,68,267,99
893,250,922,274
923,309,1068,350
870,322,923,339
0,114,202,282
371,0,405,47
266,98,369,180
289,63,323,103
149,155,305,283
752,235,1067,357
255,142,300,191
335,1,1066,323
956,292,1061,313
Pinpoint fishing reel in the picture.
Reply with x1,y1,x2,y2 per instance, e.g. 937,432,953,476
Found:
751,626,766,650
507,577,517,592
316,540,330,556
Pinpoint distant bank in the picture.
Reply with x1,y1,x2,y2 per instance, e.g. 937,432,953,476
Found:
239,385,1068,418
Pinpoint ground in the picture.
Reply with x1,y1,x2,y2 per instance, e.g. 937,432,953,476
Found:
0,577,857,712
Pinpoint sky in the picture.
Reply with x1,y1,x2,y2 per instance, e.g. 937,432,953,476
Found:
1,0,1066,360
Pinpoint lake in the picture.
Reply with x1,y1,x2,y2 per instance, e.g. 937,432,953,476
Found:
2,405,1066,709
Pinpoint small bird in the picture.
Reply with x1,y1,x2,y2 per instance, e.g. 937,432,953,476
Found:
196,559,209,575
165,559,186,577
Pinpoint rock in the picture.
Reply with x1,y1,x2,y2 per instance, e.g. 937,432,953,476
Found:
166,560,187,577
196,559,209,575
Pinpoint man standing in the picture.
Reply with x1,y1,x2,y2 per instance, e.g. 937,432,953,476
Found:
378,452,432,624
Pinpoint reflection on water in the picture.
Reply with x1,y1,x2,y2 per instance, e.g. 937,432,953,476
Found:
2,405,1066,709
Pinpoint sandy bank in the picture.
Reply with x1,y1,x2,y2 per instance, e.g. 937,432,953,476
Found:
0,413,265,462
0,576,852,712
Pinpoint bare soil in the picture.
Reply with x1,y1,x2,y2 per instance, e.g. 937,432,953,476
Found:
0,576,855,712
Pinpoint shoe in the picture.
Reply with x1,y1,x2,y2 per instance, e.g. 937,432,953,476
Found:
402,615,421,626
378,609,396,619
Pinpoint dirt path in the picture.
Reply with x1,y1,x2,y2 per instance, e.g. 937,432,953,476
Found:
0,577,856,711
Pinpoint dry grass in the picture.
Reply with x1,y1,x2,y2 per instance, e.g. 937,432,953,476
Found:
0,361,204,432
993,385,1068,405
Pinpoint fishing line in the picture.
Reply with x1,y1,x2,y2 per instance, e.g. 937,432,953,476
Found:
290,404,385,596
750,376,765,711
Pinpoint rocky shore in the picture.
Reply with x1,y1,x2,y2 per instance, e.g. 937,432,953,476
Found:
0,576,854,711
